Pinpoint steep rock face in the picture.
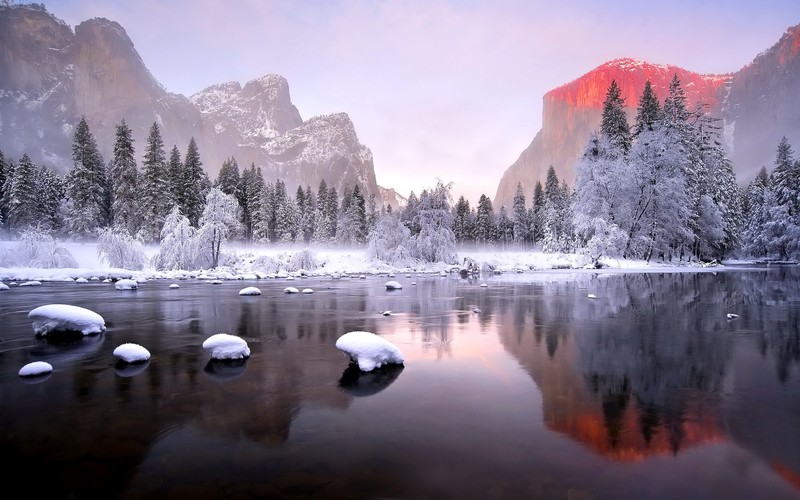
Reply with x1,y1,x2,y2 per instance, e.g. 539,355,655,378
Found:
724,24,800,181
259,112,377,198
0,4,390,205
494,58,730,208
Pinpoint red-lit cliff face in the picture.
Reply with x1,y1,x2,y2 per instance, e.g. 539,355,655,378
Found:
494,59,730,208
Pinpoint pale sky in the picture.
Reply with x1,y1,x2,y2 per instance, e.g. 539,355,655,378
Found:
44,0,800,204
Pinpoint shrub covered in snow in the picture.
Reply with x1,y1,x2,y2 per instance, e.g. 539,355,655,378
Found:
97,227,146,270
13,228,78,268
367,212,415,266
289,248,318,271
155,206,199,271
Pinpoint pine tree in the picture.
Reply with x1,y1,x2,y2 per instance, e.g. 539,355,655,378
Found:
302,185,316,243
633,80,662,136
0,148,6,226
771,137,798,214
475,194,495,245
402,191,420,235
242,163,266,242
216,157,241,197
512,182,529,245
412,180,457,263
663,74,689,128
139,121,172,242
600,79,631,154
326,185,339,240
530,181,545,244
167,145,183,207
1,158,16,229
35,166,64,232
313,179,331,242
452,195,472,242
109,119,139,234
66,117,108,237
5,154,38,231
182,138,205,227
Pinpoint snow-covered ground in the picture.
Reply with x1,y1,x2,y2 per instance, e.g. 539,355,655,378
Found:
0,238,738,282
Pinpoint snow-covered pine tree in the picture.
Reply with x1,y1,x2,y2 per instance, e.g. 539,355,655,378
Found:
182,137,205,227
0,148,6,226
197,188,240,268
313,179,331,242
452,195,473,243
600,79,632,154
326,185,339,240
35,166,64,232
366,210,414,265
109,119,139,235
496,206,512,246
512,182,529,246
242,163,266,242
530,181,545,245
771,137,798,216
542,166,574,253
167,145,183,208
401,191,420,235
1,157,15,229
475,194,495,246
412,180,457,263
66,117,108,238
138,121,172,242
5,154,38,231
302,185,316,243
633,80,662,136
216,156,241,197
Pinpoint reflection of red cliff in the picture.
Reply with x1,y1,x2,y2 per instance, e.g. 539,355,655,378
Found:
494,58,730,208
500,328,725,462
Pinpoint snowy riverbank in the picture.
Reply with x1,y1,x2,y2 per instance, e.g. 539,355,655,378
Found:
0,239,739,282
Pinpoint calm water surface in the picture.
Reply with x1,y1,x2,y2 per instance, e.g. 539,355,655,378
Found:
1,267,799,499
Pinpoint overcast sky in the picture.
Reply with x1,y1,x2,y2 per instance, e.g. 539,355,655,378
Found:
45,0,800,203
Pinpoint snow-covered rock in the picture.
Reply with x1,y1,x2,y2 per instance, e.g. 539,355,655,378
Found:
284,286,299,294
19,361,53,377
335,331,405,372
28,304,106,336
169,283,180,289
385,280,402,290
302,288,314,294
239,286,262,296
480,283,488,288
115,279,138,290
75,277,89,283
0,283,9,290
113,343,151,363
20,280,42,287
202,333,251,360
727,313,739,320
588,294,597,299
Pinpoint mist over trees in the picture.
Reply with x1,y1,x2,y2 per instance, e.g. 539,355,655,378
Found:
1,85,799,269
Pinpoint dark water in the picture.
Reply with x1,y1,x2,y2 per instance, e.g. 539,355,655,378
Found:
1,267,800,499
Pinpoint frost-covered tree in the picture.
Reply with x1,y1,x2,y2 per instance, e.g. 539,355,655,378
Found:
771,137,799,217
5,154,38,231
301,185,316,243
1,158,16,229
512,183,529,245
197,188,240,268
542,167,573,253
66,117,109,237
97,227,146,270
401,191,420,236
15,227,77,268
338,184,367,245
138,122,171,242
366,211,414,265
242,163,266,242
109,119,139,234
276,193,300,243
412,181,457,264
530,181,545,245
155,206,198,270
0,148,6,226
313,179,332,242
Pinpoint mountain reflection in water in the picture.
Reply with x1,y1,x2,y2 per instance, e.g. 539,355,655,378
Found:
0,267,798,499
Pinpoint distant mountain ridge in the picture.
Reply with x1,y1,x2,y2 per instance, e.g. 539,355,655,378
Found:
494,23,800,209
0,4,400,208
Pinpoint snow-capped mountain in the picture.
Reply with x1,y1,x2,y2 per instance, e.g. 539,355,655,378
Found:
494,23,800,209
0,4,398,208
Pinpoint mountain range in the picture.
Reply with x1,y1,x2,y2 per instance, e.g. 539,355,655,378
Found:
494,23,800,208
0,3,400,208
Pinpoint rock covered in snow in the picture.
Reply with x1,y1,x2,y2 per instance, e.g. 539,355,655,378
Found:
28,304,106,336
239,286,262,296
113,343,151,363
169,283,180,289
0,283,9,290
727,313,739,320
75,277,89,283
20,280,42,287
335,331,404,372
19,361,54,377
588,294,597,299
203,333,251,360
302,288,314,294
385,280,402,290
115,279,138,290
284,286,299,294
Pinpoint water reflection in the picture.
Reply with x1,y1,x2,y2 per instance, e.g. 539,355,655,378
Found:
338,363,404,397
0,269,799,498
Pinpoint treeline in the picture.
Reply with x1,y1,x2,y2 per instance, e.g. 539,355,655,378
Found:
2,76,800,267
